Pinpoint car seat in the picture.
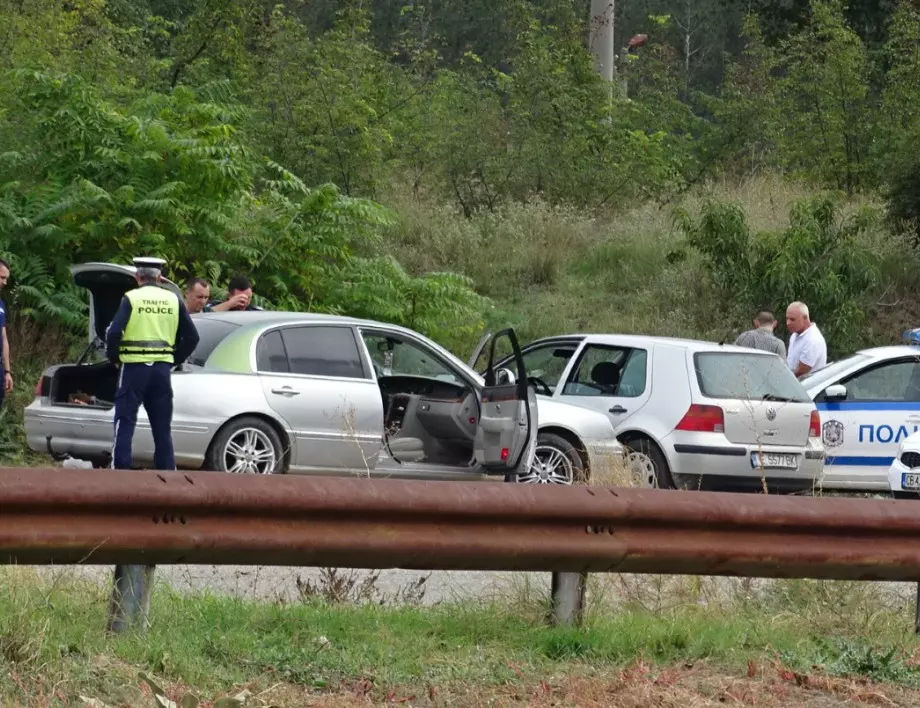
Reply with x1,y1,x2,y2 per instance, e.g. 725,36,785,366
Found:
590,361,621,395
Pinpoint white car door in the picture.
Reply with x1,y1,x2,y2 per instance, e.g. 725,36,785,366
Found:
554,341,653,429
816,356,920,486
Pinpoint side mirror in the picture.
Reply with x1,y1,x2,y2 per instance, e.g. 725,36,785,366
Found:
824,384,847,401
495,367,517,386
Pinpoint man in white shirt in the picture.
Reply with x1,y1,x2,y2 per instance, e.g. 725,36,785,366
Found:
785,301,827,377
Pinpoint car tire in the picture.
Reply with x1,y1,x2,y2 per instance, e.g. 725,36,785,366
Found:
622,435,679,489
205,416,286,475
506,432,586,485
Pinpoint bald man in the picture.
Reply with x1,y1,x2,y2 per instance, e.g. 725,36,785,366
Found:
785,301,827,377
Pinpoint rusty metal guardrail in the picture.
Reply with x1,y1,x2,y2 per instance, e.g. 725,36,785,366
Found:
1,467,917,578
1,467,919,631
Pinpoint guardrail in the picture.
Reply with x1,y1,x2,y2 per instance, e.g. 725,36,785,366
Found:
1,467,919,632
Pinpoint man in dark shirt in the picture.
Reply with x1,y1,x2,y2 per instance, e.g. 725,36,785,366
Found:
0,259,11,409
734,310,787,359
205,275,263,312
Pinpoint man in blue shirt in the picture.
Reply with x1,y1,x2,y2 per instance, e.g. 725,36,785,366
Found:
0,259,11,409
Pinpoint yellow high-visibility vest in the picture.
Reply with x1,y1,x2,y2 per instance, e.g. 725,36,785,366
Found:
119,286,180,363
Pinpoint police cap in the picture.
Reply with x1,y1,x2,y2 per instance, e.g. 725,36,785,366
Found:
133,256,167,271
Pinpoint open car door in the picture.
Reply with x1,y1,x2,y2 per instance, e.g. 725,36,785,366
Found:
474,328,538,476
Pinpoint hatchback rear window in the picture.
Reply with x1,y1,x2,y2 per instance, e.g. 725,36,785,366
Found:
694,352,811,403
187,319,241,366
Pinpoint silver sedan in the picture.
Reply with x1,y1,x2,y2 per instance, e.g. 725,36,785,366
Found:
25,262,625,484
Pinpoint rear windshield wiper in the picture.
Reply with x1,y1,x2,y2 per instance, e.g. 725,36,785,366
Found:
762,393,795,402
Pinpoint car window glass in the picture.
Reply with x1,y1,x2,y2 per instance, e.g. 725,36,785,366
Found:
362,333,460,383
695,352,810,402
618,349,649,397
519,344,578,393
187,319,240,366
278,326,366,379
562,345,647,398
842,360,920,401
800,353,872,390
255,329,289,373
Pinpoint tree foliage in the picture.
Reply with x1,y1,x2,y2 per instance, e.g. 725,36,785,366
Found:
0,69,488,347
676,195,882,353
3,0,920,354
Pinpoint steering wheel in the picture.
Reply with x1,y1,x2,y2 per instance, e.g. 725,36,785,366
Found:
528,375,553,396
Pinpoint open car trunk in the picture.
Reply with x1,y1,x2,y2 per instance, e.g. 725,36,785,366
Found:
42,263,184,409
71,262,182,350
48,362,119,409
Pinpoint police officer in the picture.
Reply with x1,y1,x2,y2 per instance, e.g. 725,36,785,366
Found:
105,256,199,471
104,257,198,634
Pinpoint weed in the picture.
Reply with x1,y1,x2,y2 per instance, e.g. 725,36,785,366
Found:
782,636,920,686
295,567,429,606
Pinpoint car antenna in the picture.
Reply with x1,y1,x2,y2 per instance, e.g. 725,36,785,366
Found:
718,330,735,346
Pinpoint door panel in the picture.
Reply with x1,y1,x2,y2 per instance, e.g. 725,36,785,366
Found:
474,328,538,475
557,344,651,428
256,325,384,474
819,358,920,481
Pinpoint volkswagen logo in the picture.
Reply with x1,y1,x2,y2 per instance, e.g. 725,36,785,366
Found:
766,407,777,421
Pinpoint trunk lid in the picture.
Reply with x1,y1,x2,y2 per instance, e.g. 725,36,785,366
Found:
692,349,815,446
71,262,182,345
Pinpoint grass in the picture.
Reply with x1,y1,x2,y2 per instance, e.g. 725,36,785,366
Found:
3,567,920,706
382,175,920,351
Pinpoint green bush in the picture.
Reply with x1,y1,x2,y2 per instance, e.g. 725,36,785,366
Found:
675,193,882,354
0,70,489,346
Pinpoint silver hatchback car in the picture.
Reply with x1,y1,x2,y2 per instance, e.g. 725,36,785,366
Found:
485,334,826,492
24,263,624,484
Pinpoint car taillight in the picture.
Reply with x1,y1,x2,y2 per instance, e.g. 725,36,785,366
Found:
675,404,725,433
809,410,821,438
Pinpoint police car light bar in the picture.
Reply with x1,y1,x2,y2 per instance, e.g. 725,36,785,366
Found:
903,328,920,346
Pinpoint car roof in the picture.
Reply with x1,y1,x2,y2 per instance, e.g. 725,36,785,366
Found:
524,333,777,355
194,310,406,330
852,345,920,361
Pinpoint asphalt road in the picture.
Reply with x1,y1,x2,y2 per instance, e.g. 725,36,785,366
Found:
40,564,551,605
36,563,918,614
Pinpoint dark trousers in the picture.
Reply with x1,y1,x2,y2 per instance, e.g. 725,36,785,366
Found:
112,361,175,471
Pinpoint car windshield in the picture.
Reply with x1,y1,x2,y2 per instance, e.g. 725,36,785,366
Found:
187,319,241,366
798,354,872,390
694,352,811,402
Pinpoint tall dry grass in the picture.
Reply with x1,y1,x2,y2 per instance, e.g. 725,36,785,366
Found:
381,175,919,350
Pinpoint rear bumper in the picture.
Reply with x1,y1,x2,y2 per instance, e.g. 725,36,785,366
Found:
663,435,825,492
25,399,207,469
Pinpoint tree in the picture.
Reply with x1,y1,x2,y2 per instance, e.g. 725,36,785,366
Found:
0,69,491,344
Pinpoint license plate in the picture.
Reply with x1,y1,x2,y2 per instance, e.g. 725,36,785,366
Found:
902,473,920,490
751,452,798,470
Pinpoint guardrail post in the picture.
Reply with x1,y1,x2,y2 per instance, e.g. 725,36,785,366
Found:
548,572,587,626
107,563,155,634
914,583,920,635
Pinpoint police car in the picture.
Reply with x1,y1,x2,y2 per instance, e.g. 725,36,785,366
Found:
801,330,920,491
888,432,920,497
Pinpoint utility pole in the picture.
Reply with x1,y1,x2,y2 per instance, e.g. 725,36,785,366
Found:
589,0,615,82
589,0,616,106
